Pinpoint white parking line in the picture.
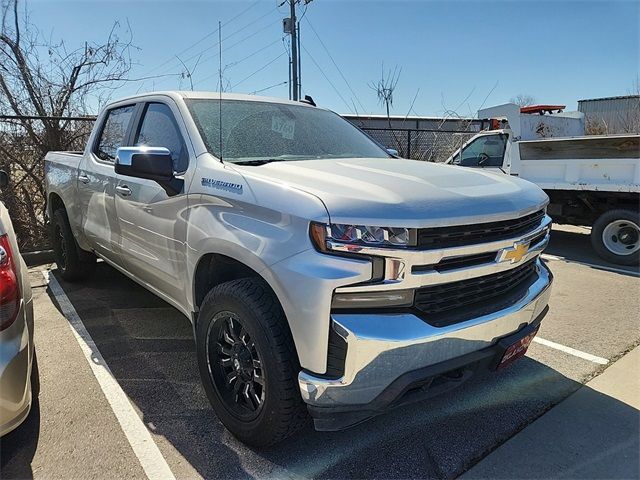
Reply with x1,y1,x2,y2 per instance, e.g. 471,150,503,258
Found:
533,336,609,365
541,254,640,277
43,271,176,480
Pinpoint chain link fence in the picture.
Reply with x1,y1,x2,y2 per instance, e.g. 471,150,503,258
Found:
0,115,95,251
362,127,476,162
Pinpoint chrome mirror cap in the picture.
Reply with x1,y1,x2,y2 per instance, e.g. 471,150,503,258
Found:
115,146,171,166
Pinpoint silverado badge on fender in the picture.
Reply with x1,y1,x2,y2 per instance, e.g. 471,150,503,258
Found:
201,177,243,194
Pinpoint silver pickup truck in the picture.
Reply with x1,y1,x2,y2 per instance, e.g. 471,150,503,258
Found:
45,91,553,446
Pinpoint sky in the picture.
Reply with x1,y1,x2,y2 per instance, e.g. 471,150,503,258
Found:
26,0,640,117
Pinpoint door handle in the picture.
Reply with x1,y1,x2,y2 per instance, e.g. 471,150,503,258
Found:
78,174,90,184
115,185,132,197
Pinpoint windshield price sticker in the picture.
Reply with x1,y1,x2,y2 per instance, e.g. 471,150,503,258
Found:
271,116,295,140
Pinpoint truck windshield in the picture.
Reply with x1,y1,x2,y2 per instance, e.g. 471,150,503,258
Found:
186,99,388,163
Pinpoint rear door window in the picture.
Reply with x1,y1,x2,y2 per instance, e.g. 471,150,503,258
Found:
95,105,135,162
134,103,188,173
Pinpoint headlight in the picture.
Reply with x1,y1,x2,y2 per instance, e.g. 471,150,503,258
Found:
310,222,416,252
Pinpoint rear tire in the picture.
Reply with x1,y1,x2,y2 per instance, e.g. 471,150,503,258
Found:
196,277,308,447
591,209,640,266
50,209,96,281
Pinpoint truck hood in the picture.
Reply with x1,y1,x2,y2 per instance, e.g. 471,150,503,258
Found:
237,158,548,228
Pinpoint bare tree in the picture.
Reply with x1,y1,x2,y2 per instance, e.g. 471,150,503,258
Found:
510,94,537,107
369,64,402,153
621,77,640,133
176,54,203,91
0,0,135,249
370,64,401,125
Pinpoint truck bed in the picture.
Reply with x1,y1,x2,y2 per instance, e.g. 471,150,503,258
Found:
517,135,640,193
44,151,83,199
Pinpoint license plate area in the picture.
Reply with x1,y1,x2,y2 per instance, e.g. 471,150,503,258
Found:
496,326,539,370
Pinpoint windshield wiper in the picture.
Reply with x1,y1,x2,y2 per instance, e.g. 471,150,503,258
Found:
233,159,279,166
233,155,317,166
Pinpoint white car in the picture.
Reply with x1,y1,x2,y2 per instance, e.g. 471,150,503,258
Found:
0,170,37,436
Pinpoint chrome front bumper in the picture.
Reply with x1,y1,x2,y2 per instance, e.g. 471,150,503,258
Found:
298,258,552,411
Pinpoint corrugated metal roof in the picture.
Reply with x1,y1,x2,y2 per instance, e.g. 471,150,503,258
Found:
578,95,640,103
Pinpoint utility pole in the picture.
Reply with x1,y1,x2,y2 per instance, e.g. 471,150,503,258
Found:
283,0,312,100
296,21,301,100
289,0,299,101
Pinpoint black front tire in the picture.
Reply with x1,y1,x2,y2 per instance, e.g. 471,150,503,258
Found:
50,208,96,281
196,277,308,447
591,209,640,266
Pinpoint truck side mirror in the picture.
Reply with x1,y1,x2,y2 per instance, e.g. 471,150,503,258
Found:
0,170,8,188
386,148,399,157
115,146,184,196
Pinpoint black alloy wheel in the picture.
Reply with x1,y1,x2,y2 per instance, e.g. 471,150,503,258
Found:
206,311,265,419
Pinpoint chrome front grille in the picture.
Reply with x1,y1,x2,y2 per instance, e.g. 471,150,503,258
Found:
416,209,545,250
331,208,552,339
335,212,552,294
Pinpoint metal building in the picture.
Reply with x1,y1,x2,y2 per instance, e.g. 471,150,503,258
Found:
577,95,640,134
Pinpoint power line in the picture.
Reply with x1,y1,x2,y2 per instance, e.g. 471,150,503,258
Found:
300,44,352,112
143,1,262,76
304,17,366,113
151,19,280,87
232,52,287,90
224,38,282,69
145,5,278,79
193,40,283,89
181,8,279,67
197,18,281,68
250,81,288,95
297,2,310,22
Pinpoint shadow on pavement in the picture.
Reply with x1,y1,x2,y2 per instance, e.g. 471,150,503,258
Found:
463,380,640,479
547,226,639,276
41,263,638,479
0,398,40,479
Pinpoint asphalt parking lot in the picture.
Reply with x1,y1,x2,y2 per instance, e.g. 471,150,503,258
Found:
2,225,639,479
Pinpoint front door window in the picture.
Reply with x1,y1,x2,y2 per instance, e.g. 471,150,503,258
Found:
455,134,507,167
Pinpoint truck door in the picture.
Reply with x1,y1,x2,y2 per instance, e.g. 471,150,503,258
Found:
77,104,136,264
451,133,508,173
114,101,192,308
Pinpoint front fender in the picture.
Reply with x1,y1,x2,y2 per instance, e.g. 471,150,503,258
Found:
185,192,338,370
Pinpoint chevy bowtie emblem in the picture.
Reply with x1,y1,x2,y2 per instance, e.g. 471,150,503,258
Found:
498,241,530,264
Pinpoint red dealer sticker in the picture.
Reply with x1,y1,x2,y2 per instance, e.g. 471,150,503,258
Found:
496,327,539,370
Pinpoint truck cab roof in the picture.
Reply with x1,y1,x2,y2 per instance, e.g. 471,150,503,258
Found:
105,91,322,110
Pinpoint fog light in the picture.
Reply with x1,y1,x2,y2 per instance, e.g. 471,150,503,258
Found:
332,289,414,309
